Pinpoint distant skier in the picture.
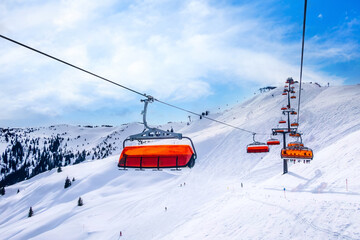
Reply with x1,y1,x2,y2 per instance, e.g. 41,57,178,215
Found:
165,207,167,211
241,183,243,188
283,187,286,198
184,182,186,186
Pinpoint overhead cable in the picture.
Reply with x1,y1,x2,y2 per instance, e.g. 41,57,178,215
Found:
0,34,146,98
297,0,307,124
0,34,256,135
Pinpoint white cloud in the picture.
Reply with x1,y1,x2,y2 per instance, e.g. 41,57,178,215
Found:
306,18,360,64
0,0,354,125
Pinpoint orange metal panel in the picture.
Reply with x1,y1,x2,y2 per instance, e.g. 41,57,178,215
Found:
247,145,269,153
267,140,280,145
118,145,194,168
281,148,313,159
287,142,304,147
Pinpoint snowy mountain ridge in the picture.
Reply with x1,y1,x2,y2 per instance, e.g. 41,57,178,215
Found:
1,82,360,240
0,121,186,186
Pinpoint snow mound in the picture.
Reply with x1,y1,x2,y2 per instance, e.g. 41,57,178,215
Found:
1,83,360,240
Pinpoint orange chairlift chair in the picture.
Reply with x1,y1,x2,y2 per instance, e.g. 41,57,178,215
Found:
118,97,197,170
287,141,304,147
279,119,286,124
286,77,294,84
289,132,301,137
281,136,313,163
274,129,285,133
247,133,269,153
281,147,313,162
290,121,299,127
267,135,280,145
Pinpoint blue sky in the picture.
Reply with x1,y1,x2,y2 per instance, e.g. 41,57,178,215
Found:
0,0,359,127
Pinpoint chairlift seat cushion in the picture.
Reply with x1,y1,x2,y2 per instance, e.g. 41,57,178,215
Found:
119,145,194,168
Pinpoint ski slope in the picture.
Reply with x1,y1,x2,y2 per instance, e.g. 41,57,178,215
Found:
1,83,360,240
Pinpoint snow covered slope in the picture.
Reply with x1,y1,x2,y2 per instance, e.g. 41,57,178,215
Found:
0,122,185,185
1,83,360,240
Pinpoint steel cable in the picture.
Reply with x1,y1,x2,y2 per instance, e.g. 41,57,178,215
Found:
0,34,258,135
297,0,307,124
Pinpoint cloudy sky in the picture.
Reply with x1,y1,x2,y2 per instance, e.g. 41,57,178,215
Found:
0,0,359,127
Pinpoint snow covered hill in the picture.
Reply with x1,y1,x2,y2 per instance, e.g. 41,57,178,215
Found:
0,122,183,186
1,82,360,240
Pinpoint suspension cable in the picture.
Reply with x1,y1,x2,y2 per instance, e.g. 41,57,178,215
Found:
0,34,257,135
155,98,254,134
297,0,307,124
0,34,146,98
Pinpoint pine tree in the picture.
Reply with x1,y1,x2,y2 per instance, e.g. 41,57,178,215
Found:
17,189,20,194
57,166,62,173
64,177,72,189
0,187,5,196
28,207,33,217
72,177,75,182
77,197,83,206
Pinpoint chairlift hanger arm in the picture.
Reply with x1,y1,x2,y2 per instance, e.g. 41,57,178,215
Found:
141,96,154,130
126,98,183,142
122,98,198,160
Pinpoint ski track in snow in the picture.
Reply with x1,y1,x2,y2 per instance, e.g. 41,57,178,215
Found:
247,195,356,240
